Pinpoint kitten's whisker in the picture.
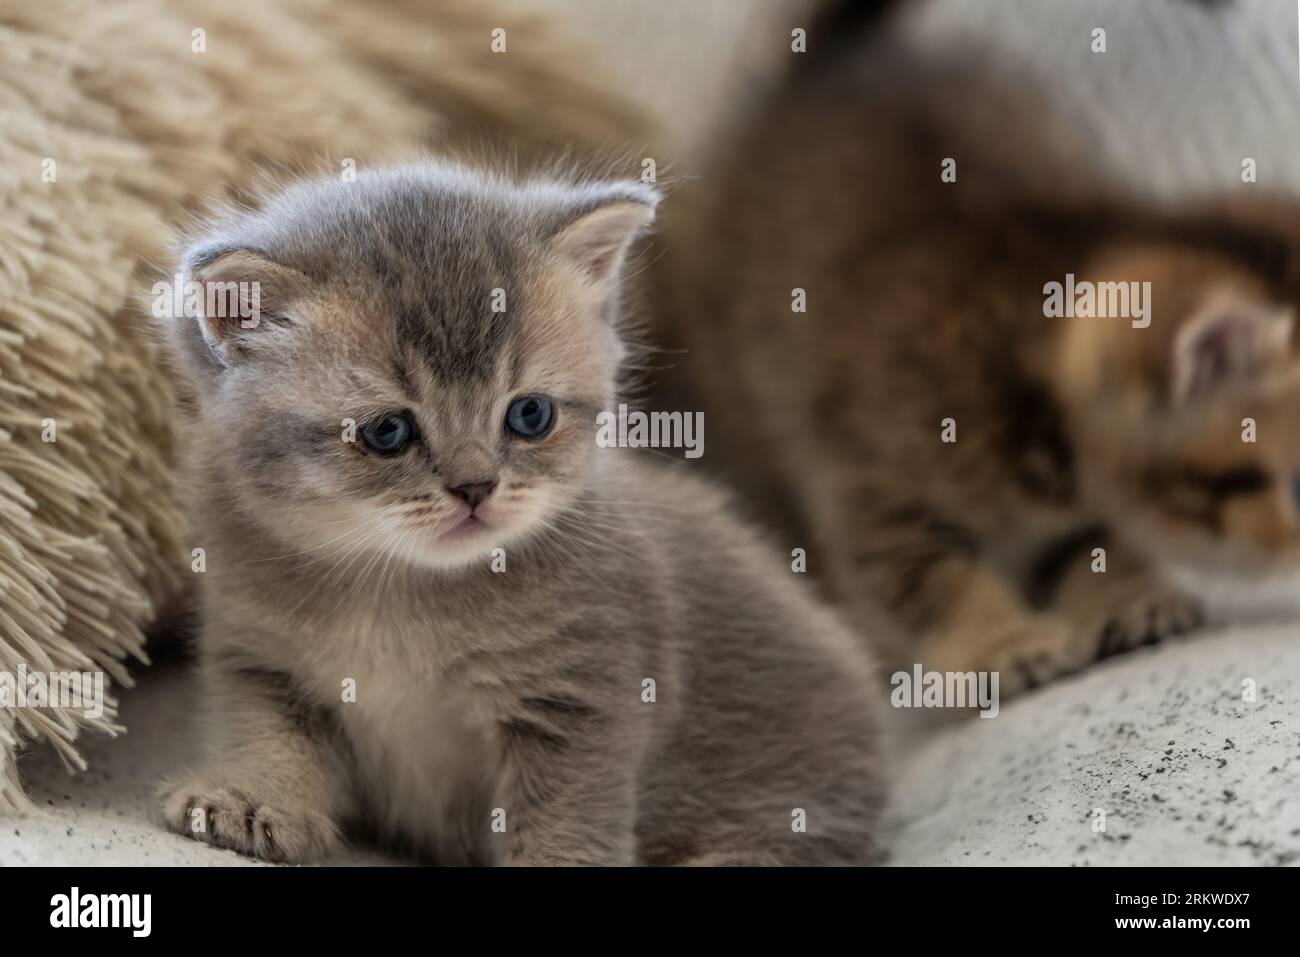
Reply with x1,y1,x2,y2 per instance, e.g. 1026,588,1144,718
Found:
613,244,668,287
395,508,445,522
333,525,402,620
530,518,626,590
313,524,391,620
615,362,681,373
285,520,392,619
375,527,410,601
621,446,693,467
545,511,646,566
576,499,687,512
240,512,390,566
281,516,394,574
392,499,442,514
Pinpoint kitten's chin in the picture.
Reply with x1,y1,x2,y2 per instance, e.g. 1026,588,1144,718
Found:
392,510,541,571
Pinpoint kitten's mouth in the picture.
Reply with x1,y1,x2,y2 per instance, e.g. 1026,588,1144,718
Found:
439,513,489,543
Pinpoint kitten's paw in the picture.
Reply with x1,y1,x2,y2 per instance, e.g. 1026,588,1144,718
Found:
920,614,1083,698
982,619,1085,696
162,775,339,864
1094,586,1205,660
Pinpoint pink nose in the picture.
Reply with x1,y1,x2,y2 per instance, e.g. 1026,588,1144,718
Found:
447,480,497,510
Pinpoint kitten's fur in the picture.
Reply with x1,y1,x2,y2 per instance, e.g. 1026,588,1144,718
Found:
158,165,882,865
661,25,1300,695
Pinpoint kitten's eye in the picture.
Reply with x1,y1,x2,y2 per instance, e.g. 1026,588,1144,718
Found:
505,395,554,439
361,412,416,455
1192,465,1271,499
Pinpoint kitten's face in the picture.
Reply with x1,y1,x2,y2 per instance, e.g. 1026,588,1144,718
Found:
206,273,611,570
1058,245,1300,581
176,167,655,570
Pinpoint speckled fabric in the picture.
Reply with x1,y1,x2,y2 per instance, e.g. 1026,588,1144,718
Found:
0,660,393,866
1,660,269,866
886,625,1300,866
3,627,1296,866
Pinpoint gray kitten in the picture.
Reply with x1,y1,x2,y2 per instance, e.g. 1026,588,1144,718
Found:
158,163,883,865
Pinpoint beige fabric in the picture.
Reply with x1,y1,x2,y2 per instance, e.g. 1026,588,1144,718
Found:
907,0,1300,201
0,0,648,812
498,0,813,160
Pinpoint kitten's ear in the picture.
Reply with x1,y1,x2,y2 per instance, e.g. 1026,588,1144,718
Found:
1170,293,1295,403
550,187,659,285
180,246,311,365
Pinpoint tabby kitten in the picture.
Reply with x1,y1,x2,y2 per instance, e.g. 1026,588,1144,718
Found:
157,164,882,865
661,28,1300,695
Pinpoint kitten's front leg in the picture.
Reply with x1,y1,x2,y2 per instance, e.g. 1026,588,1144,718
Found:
913,549,1202,695
909,554,1081,695
834,501,1080,693
855,505,1204,694
161,651,349,863
494,700,640,866
1048,537,1205,661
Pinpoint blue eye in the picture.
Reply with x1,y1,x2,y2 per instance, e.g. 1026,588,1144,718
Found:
361,412,416,454
505,395,554,439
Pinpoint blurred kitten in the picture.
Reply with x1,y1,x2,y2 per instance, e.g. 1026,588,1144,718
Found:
661,14,1300,695
157,164,882,865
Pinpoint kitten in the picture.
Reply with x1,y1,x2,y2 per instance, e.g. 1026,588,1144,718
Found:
157,164,883,865
659,21,1300,696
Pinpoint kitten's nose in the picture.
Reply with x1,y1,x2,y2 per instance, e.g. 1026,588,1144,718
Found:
447,479,497,510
